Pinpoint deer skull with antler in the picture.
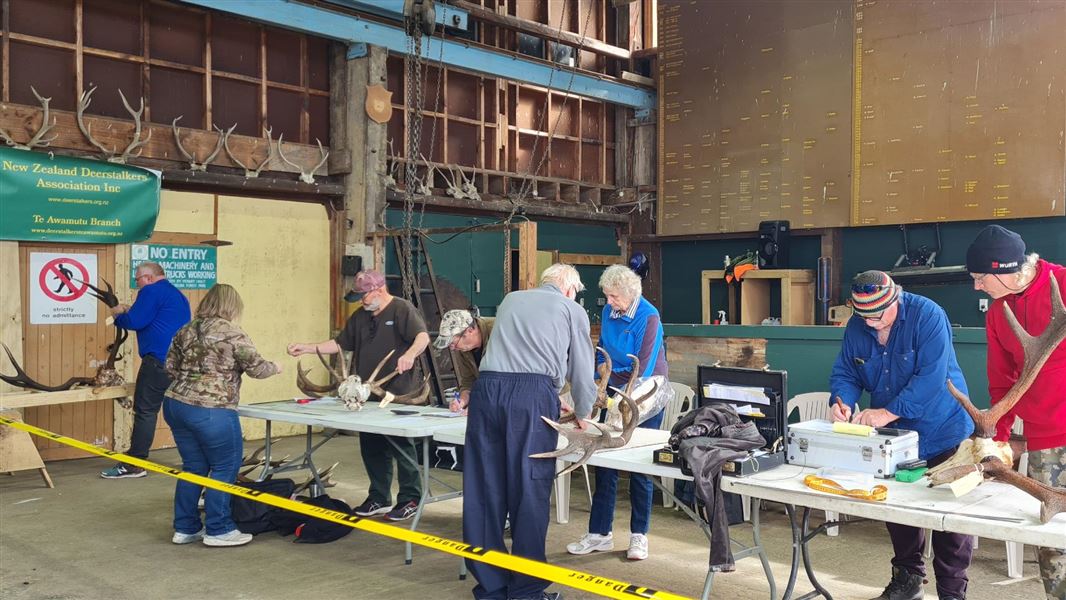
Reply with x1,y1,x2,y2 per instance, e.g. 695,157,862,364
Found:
1,278,128,392
532,348,659,476
927,276,1066,523
295,349,429,411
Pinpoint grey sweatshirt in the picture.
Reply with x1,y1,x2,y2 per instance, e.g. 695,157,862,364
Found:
480,283,598,417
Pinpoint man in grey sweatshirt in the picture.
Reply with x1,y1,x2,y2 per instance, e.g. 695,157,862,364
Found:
463,264,598,600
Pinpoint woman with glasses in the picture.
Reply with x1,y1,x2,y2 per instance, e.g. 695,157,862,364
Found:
966,224,1066,599
829,270,975,600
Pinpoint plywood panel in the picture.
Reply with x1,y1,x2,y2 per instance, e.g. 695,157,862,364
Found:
216,195,331,440
664,336,767,389
657,0,853,235
854,1,1066,224
18,243,115,460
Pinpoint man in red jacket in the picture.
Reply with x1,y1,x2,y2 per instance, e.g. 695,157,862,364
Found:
966,224,1065,599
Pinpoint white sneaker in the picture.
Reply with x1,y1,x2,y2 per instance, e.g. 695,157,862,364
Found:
566,532,614,555
627,533,649,560
203,529,253,547
172,528,205,544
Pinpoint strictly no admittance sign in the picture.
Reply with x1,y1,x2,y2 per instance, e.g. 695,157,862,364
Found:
29,252,99,325
0,147,160,244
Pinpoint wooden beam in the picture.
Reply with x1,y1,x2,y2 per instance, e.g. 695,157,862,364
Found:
517,221,538,290
452,0,632,61
1,385,135,410
557,253,623,266
161,169,346,196
0,242,22,395
629,228,828,243
384,189,628,224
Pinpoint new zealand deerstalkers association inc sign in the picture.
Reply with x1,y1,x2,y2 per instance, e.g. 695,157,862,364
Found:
0,147,161,244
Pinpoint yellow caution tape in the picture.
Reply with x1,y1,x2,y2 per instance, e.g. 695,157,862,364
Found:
0,416,689,600
803,474,889,502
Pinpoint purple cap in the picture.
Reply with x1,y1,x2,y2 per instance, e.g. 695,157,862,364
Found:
353,270,386,294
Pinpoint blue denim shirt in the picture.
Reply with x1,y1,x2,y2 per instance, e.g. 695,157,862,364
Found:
829,292,974,460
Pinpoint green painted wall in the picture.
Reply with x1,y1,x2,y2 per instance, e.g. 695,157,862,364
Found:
384,209,620,320
664,324,992,409
661,216,1066,326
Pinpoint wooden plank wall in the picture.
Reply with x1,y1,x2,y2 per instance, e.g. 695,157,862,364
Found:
664,336,767,389
18,243,116,460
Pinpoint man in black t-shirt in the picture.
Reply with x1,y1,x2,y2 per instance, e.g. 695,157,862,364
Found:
287,270,430,521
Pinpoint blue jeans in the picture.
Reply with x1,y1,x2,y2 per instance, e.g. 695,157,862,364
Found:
162,398,243,536
588,409,665,536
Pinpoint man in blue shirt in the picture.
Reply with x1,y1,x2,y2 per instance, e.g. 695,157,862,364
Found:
829,271,974,600
101,262,191,479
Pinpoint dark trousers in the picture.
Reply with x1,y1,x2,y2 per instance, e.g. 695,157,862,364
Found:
589,409,665,535
463,372,559,600
128,356,171,460
361,433,422,505
887,446,973,598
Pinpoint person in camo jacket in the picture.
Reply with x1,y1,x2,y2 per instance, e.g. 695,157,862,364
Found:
163,283,282,548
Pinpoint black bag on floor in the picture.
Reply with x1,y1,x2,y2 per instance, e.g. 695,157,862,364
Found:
230,478,296,535
269,494,354,543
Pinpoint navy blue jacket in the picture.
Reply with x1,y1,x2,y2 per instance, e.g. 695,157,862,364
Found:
115,279,191,362
829,292,973,460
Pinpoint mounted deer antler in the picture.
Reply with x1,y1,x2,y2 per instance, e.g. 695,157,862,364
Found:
295,349,429,411
222,126,277,178
0,278,128,392
170,117,227,171
928,276,1066,523
559,348,643,425
0,86,58,150
531,381,659,477
76,87,152,163
381,138,400,189
276,135,329,184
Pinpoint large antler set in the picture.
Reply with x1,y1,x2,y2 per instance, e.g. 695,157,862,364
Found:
532,349,659,476
928,276,1066,523
1,279,128,392
295,349,429,411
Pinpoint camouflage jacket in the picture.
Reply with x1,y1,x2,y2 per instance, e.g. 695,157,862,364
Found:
165,317,279,409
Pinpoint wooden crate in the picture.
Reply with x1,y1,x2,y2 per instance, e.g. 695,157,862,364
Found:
701,269,815,325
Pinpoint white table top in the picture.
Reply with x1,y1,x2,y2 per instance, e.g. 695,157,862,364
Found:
432,422,671,461
722,464,1066,548
238,398,467,438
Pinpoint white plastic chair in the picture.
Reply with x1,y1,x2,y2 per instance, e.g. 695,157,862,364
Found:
661,382,694,508
787,392,839,534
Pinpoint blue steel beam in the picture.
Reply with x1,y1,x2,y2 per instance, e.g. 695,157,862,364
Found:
321,0,468,31
179,0,654,110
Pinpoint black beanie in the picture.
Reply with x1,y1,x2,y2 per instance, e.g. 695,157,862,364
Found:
966,225,1025,274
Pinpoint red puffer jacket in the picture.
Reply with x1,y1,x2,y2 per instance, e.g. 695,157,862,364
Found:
986,259,1066,451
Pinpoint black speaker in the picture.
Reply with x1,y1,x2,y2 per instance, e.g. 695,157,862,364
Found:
757,220,790,268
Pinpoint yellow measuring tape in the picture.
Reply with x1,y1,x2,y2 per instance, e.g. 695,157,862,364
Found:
804,474,888,502
0,416,689,600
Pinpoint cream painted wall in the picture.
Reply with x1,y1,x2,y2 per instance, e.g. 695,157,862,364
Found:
216,195,331,440
156,191,215,233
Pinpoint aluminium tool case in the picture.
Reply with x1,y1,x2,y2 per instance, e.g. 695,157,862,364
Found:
786,419,920,478
653,365,788,477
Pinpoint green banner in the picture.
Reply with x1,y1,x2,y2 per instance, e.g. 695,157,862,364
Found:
131,244,217,290
0,147,160,244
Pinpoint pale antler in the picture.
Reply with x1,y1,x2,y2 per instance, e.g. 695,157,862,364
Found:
930,276,1066,523
76,87,152,163
222,125,276,178
370,350,431,408
277,135,329,183
946,276,1066,437
531,381,658,477
0,86,58,150
169,116,226,171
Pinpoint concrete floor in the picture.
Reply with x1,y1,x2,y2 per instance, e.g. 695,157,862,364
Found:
0,433,1045,600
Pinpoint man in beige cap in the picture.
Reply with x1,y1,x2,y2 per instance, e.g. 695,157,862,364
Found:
434,309,494,414
288,270,429,522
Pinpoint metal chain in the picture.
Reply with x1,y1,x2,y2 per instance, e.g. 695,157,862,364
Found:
401,15,426,303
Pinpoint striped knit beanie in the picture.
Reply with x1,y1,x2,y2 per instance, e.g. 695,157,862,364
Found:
850,270,900,317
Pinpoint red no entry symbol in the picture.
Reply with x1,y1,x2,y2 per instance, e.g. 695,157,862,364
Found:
39,257,90,302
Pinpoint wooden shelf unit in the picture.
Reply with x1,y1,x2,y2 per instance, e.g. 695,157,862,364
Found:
700,269,815,326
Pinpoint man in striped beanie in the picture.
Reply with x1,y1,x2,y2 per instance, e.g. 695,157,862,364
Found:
829,270,975,600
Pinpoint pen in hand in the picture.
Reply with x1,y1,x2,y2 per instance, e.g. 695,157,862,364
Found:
835,397,856,423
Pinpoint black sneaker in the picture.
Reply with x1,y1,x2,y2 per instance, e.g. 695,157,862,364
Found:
353,498,391,517
100,464,146,479
384,500,419,521
871,567,924,600
510,593,562,600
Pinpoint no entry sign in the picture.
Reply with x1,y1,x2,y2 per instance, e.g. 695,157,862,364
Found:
29,252,98,324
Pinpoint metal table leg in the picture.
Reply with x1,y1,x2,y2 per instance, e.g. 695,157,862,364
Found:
383,436,462,567
781,504,834,600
